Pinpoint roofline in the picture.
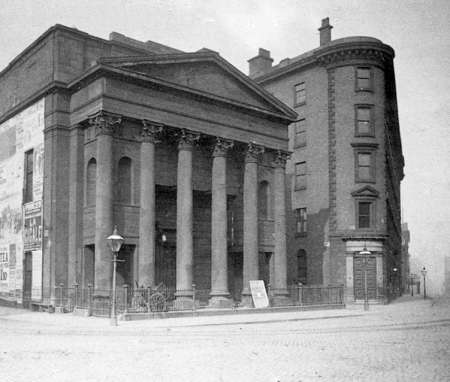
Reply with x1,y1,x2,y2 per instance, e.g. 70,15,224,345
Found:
97,52,297,120
69,63,297,123
0,24,178,80
255,39,395,84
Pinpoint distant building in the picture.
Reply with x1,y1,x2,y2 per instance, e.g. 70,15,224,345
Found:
0,25,296,308
401,222,411,293
248,18,405,303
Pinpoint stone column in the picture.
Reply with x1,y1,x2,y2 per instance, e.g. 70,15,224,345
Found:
175,129,200,309
241,142,264,307
209,138,234,308
90,111,121,290
272,150,290,304
138,121,163,288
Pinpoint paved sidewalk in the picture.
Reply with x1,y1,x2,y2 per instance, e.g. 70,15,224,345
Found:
1,295,449,382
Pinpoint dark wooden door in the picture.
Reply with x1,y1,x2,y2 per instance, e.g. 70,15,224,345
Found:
353,256,377,299
23,252,32,308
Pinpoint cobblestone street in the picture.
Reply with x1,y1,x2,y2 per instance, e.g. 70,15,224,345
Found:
1,296,449,381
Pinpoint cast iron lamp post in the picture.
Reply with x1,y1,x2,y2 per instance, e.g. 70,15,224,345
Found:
421,267,427,299
392,267,398,297
360,246,371,311
107,226,124,326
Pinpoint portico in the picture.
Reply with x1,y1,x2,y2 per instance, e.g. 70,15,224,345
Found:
66,50,296,307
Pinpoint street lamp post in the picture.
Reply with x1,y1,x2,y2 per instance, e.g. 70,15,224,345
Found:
392,267,398,297
360,246,371,311
421,267,427,300
107,226,124,326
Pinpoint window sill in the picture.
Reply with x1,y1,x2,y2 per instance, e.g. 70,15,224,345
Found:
294,101,306,108
294,143,307,149
355,88,373,93
295,186,307,191
295,232,307,238
355,179,376,184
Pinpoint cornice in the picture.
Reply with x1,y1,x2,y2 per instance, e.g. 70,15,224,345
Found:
256,39,395,84
68,64,296,123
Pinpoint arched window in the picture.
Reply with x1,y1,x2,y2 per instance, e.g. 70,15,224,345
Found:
297,249,307,284
258,181,272,219
86,158,97,206
117,157,132,204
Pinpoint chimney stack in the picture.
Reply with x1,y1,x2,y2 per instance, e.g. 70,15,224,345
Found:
248,48,273,78
318,17,333,46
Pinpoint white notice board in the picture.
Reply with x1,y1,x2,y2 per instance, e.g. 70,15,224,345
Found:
249,280,269,308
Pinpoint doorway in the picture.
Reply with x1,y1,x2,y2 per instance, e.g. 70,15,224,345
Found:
353,256,377,299
23,252,32,308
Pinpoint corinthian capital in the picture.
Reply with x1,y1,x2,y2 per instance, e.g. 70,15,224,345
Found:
141,120,163,143
177,129,200,150
213,137,234,157
245,141,265,163
274,150,291,168
89,110,122,136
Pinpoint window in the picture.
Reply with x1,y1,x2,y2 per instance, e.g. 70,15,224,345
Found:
86,158,97,206
294,119,306,147
294,82,306,106
295,162,307,190
296,249,307,284
355,105,374,136
352,143,378,183
24,150,34,203
356,67,372,91
357,153,372,180
357,201,372,229
295,208,307,235
117,157,132,204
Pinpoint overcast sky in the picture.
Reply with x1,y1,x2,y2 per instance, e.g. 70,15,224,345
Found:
1,0,449,294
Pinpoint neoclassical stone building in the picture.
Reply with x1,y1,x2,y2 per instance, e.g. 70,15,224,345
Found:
0,25,296,307
248,18,405,302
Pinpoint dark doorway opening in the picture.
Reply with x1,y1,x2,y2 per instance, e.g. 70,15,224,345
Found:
353,256,377,299
116,244,134,288
82,245,95,288
23,251,32,308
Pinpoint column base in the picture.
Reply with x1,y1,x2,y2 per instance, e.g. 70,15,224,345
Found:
208,295,234,309
239,291,254,308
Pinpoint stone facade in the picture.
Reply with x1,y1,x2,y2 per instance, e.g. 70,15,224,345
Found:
0,25,296,307
249,18,405,302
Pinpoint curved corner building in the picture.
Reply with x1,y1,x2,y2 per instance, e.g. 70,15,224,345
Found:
249,18,404,303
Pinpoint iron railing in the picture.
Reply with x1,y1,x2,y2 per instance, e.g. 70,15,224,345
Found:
14,283,345,317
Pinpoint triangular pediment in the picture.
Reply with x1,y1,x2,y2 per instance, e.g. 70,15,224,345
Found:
351,185,379,198
98,53,296,119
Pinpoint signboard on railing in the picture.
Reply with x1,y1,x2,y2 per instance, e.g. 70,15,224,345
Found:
249,280,269,308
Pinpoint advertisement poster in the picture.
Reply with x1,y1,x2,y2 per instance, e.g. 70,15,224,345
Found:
23,201,42,251
0,98,44,298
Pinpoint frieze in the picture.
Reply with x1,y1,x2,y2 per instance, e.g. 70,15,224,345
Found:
317,47,392,68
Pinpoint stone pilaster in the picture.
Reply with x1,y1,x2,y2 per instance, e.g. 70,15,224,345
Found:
175,129,200,310
209,138,234,308
241,142,264,307
272,150,290,305
67,125,84,288
89,111,121,290
138,121,163,287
